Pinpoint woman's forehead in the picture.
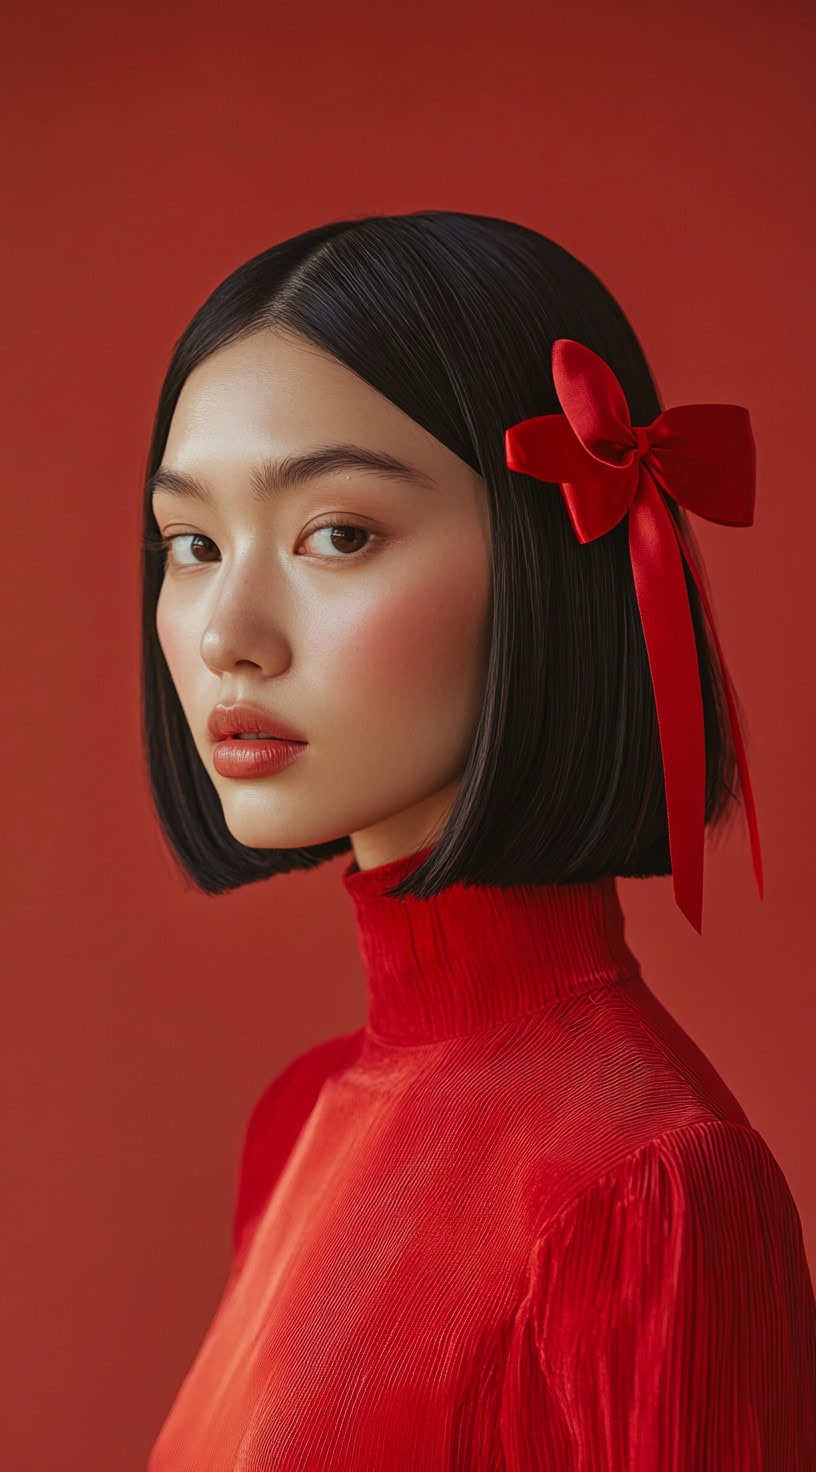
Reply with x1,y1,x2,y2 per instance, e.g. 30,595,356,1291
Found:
163,328,475,492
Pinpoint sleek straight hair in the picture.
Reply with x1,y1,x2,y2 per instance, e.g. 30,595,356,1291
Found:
141,210,748,900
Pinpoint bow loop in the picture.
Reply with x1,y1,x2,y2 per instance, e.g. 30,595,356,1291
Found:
504,337,763,934
550,335,635,461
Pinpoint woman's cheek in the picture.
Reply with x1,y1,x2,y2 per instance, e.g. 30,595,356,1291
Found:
155,597,207,722
156,600,189,688
335,560,490,722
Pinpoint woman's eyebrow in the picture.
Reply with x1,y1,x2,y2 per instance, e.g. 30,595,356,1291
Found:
147,443,438,506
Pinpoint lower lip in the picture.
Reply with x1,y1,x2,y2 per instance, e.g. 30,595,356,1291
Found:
212,737,308,778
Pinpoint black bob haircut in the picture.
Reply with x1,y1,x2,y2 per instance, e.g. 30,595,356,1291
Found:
141,210,749,902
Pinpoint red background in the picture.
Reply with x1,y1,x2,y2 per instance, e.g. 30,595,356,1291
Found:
2,2,813,1467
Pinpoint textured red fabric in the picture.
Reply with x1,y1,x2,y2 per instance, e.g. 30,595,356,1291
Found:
147,844,816,1469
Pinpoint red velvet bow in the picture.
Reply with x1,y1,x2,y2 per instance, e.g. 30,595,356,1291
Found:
504,337,764,934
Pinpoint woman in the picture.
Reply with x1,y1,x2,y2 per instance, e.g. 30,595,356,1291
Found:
143,211,815,1468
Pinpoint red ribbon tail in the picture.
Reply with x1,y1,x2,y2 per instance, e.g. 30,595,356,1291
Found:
670,521,765,904
628,481,707,934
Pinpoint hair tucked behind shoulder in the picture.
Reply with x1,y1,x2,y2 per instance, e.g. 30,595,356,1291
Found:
141,210,745,900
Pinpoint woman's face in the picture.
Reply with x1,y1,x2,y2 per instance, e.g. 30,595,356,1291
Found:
154,326,493,871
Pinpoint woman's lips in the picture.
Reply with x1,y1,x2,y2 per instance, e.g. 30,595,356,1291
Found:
212,735,309,779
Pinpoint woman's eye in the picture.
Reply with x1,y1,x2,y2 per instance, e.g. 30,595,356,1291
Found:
302,522,375,559
160,533,219,567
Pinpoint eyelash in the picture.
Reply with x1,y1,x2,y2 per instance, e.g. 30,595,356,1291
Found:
143,519,378,569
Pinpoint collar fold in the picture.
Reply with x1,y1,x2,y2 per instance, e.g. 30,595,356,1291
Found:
342,843,641,1045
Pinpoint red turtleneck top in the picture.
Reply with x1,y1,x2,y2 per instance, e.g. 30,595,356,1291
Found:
147,845,816,1470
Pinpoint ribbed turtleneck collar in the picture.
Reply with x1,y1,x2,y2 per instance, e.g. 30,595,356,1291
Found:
341,843,642,1046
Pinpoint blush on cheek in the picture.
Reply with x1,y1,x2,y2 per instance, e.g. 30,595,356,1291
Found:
350,572,488,692
155,603,196,699
155,608,179,676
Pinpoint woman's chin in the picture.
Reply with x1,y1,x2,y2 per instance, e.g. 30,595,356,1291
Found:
223,814,348,852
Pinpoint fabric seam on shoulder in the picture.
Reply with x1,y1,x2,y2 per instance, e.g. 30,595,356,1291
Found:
533,1116,770,1244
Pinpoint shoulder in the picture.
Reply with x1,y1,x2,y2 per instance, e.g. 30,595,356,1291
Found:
241,1027,364,1136
526,1117,814,1345
534,1117,807,1263
232,1027,364,1261
500,1112,813,1460
504,1120,816,1462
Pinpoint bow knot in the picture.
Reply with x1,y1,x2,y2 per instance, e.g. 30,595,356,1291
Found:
503,337,763,935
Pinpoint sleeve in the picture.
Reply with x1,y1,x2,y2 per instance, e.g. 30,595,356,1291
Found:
231,1026,363,1267
502,1118,816,1471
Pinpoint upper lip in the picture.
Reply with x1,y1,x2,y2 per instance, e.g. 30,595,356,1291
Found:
208,703,308,743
